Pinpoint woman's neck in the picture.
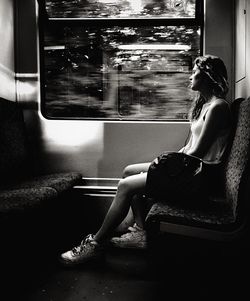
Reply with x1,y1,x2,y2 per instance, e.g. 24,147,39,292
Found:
200,91,214,103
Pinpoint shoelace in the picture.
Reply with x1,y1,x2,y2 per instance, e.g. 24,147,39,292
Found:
121,228,145,239
72,244,83,255
72,235,93,255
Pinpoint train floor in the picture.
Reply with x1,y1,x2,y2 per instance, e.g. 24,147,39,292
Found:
1,233,250,301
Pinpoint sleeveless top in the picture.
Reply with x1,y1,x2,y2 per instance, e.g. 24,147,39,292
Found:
187,101,231,164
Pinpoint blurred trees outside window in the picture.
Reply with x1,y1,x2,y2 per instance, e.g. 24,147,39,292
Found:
41,0,202,120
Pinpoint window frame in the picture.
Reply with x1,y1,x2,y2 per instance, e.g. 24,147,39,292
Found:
38,0,204,121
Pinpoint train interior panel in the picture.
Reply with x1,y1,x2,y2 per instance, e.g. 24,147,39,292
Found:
0,0,250,300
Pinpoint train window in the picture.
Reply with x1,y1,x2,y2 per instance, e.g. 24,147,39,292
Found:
40,0,203,120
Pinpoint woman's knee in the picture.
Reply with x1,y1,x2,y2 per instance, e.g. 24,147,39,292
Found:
117,178,131,195
117,173,146,197
122,163,150,178
122,165,136,178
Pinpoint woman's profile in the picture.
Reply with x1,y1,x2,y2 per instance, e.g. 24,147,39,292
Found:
60,54,232,266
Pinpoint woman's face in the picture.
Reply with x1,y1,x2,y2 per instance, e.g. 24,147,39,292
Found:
189,64,208,92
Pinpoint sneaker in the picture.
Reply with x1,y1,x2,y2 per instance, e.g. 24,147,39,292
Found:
59,234,105,266
110,223,147,249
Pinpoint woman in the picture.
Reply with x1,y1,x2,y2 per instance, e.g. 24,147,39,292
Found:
60,54,231,266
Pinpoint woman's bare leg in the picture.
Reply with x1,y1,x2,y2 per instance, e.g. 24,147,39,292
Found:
122,163,151,228
60,170,148,265
130,194,148,228
94,172,147,243
122,163,151,178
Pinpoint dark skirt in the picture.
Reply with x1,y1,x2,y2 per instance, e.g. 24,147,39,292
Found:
145,152,222,203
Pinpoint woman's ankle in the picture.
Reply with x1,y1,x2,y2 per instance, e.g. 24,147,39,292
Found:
93,234,108,245
133,222,144,231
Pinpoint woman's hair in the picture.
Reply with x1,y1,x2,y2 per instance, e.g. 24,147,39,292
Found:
189,55,229,121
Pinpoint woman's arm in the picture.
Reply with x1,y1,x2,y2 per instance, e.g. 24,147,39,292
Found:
186,100,231,158
179,134,193,153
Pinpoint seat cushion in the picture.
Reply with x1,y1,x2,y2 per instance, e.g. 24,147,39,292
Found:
0,187,57,215
8,172,82,194
146,198,235,231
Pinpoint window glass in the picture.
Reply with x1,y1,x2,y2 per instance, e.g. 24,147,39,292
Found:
46,0,196,19
41,1,202,120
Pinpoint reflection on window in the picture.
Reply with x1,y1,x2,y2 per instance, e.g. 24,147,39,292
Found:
42,1,202,120
46,0,196,19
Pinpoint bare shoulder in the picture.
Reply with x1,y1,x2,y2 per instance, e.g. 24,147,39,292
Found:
207,98,231,127
209,98,230,115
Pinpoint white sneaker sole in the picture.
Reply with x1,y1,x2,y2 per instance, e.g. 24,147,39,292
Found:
110,240,147,250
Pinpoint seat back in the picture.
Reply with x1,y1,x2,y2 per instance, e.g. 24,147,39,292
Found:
224,97,250,222
0,98,30,185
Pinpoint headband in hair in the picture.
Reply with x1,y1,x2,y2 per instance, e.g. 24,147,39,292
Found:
195,57,229,97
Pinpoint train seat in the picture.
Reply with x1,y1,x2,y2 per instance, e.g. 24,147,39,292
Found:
0,98,82,215
145,97,250,241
